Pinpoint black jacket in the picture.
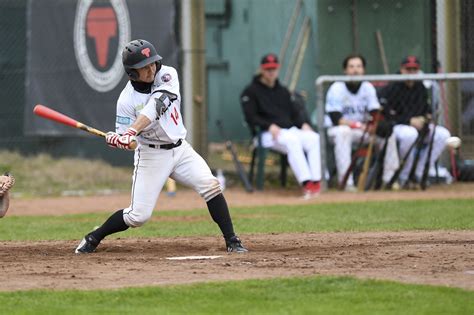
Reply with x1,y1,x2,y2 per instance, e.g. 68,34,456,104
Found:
240,75,308,133
379,81,431,125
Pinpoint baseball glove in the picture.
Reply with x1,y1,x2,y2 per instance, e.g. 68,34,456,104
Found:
0,173,15,218
0,173,15,196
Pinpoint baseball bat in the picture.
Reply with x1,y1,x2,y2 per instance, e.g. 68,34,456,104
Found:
279,0,302,64
385,125,425,189
216,120,254,193
420,119,437,190
338,119,371,190
33,104,137,150
357,131,375,191
375,30,390,75
407,121,429,187
365,134,389,191
437,66,458,180
357,111,382,191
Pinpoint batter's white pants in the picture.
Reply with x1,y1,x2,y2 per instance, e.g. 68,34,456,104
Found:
123,140,221,227
393,124,451,182
327,125,399,187
260,127,322,184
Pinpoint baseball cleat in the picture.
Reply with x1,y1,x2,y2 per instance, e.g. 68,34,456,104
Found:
226,236,248,253
302,182,320,200
344,185,357,193
75,234,100,254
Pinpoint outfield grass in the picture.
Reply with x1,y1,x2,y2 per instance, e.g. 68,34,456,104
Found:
0,276,473,315
0,199,472,241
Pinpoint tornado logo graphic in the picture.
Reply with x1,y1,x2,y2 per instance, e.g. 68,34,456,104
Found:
74,0,131,92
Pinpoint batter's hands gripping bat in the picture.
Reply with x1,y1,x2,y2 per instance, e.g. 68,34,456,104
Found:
33,104,137,150
216,120,254,193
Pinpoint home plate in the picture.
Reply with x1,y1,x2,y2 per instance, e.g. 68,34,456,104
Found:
166,255,223,261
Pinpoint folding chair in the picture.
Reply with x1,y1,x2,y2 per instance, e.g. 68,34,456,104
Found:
247,127,288,191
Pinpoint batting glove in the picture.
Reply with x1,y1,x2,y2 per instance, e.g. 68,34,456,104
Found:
106,128,137,150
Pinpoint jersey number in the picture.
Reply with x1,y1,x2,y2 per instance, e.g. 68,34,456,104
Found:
170,107,180,125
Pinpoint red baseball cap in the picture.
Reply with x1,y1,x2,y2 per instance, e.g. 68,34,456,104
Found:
401,55,421,69
260,53,280,69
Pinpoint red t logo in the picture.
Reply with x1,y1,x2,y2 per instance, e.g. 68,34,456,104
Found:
86,7,117,68
141,48,151,57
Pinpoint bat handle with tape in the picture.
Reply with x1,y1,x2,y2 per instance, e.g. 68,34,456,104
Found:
76,122,106,137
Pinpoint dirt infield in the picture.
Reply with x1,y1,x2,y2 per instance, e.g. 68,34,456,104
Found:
2,183,473,292
1,231,473,291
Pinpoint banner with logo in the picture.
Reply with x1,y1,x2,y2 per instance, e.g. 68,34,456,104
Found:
24,0,178,136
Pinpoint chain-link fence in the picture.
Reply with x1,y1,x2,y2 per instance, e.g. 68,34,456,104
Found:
307,0,474,190
0,0,27,145
315,73,474,190
0,0,178,165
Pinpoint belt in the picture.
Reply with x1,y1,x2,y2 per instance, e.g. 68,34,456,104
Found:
148,139,183,150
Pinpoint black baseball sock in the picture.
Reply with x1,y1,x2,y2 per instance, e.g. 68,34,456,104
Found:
90,209,129,242
206,194,235,240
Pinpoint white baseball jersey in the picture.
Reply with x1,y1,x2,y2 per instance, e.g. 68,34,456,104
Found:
114,65,222,228
325,81,380,126
326,81,399,187
115,65,187,145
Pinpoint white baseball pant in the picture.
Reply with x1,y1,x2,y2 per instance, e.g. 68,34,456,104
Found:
260,127,322,184
123,140,221,227
393,124,451,182
327,125,399,187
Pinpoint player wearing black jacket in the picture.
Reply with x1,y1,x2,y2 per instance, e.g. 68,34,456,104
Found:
242,76,307,130
379,56,450,186
241,53,321,199
381,80,430,125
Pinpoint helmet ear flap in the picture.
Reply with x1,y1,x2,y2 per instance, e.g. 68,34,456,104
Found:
155,61,162,72
126,68,139,81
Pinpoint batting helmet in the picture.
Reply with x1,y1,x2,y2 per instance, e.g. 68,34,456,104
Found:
122,39,162,80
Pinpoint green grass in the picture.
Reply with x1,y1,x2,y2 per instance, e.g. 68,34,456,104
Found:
0,151,132,196
0,276,473,315
1,199,472,241
1,198,473,313
2,153,472,314
0,149,285,197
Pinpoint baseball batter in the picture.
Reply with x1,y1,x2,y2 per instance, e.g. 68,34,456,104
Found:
75,39,247,254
